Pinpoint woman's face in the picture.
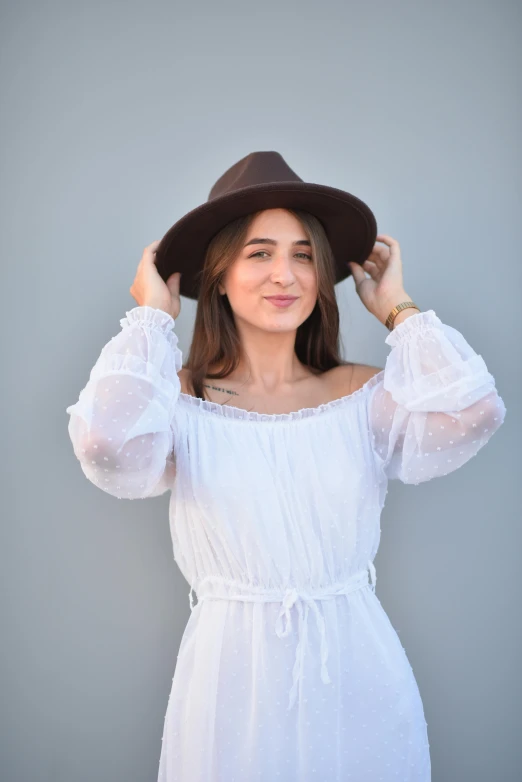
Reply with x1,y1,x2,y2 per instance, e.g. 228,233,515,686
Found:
218,208,318,333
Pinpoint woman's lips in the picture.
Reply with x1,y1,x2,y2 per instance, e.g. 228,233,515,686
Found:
264,297,298,308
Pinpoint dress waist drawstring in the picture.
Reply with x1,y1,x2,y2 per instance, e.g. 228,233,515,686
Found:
187,560,377,713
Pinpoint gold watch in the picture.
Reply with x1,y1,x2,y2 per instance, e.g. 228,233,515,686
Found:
385,301,420,331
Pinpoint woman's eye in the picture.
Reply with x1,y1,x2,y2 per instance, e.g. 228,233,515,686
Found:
249,251,312,260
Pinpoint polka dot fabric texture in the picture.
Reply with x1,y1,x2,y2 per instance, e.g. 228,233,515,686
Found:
66,305,507,781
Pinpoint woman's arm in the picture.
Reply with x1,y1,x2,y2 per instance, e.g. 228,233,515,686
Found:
66,305,182,499
366,309,506,484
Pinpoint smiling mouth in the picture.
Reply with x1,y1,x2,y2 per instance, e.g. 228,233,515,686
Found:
264,296,298,308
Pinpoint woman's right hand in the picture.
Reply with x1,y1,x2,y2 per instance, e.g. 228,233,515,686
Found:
129,240,181,320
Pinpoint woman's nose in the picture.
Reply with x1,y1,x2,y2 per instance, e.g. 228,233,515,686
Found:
269,256,296,279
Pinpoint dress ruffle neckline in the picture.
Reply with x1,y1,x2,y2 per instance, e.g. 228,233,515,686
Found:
177,368,385,423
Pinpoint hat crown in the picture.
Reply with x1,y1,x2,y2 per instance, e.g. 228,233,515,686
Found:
208,151,303,201
154,149,377,300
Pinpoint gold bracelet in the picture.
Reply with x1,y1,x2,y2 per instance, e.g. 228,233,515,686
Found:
385,300,420,331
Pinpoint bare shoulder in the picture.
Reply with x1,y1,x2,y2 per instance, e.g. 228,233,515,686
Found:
325,362,383,398
350,363,384,390
177,366,194,396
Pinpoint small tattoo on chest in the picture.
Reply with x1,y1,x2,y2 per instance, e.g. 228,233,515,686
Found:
202,383,240,397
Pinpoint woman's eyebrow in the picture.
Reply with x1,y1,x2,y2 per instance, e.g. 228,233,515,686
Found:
243,238,311,247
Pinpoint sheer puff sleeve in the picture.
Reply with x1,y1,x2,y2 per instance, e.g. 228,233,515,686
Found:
367,309,507,485
65,305,182,499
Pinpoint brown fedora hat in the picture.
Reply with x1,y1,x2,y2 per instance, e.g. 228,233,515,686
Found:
154,151,378,301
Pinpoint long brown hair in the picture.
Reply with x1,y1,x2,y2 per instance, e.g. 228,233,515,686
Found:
185,208,351,400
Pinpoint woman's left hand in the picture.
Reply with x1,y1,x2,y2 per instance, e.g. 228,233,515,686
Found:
348,234,412,325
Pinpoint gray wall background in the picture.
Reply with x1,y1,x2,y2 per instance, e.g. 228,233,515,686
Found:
2,1,520,780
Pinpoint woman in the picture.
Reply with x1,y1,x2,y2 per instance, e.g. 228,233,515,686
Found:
66,152,506,781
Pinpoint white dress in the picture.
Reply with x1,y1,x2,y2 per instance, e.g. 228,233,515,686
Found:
66,305,506,782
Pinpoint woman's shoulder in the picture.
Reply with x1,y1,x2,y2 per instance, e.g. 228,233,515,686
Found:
178,366,194,395
325,363,383,399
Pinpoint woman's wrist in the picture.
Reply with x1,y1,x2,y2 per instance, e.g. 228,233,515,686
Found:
390,305,420,329
142,301,176,319
376,292,419,328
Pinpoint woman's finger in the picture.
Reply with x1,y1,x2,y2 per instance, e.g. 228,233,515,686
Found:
367,248,387,270
348,261,367,285
363,260,380,279
376,234,401,264
144,240,161,262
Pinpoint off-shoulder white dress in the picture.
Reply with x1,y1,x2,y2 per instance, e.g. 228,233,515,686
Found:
66,306,506,782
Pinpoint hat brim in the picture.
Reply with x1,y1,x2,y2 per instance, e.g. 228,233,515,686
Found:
154,181,377,300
